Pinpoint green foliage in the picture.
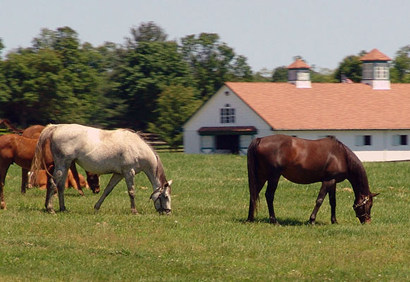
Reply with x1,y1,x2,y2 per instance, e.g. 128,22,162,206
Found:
181,33,253,100
148,85,201,148
391,45,410,83
0,157,408,280
334,54,363,82
111,40,193,129
271,66,288,82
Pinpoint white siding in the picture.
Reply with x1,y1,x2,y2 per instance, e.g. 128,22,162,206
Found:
183,86,271,154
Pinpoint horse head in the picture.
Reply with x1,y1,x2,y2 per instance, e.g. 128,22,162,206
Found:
150,180,172,215
353,193,379,224
86,172,100,194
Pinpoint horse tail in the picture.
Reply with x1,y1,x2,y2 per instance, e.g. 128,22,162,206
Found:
247,137,261,216
31,124,57,181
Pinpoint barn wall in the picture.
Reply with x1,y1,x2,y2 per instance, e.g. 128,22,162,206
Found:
183,86,271,154
274,130,410,162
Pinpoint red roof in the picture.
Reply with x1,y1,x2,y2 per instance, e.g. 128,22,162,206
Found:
287,59,311,69
360,49,391,61
225,82,410,130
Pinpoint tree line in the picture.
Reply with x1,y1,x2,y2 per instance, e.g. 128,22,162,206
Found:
1,22,410,147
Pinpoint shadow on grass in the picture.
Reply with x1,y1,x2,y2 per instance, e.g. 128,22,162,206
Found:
237,217,327,226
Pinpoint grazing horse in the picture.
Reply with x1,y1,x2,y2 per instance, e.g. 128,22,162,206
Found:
31,124,172,214
0,134,54,209
21,125,100,194
247,135,378,224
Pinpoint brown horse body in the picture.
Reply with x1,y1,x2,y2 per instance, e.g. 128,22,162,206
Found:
247,135,378,224
0,134,54,209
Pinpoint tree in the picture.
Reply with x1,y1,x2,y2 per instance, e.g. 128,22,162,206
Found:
0,38,4,57
148,85,201,149
110,39,193,129
334,52,365,83
0,27,110,126
391,45,410,83
128,21,168,46
271,66,288,82
181,33,252,100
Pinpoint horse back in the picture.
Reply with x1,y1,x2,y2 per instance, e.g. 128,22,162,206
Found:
256,135,348,184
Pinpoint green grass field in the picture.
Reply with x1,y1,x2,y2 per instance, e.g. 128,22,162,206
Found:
0,153,408,281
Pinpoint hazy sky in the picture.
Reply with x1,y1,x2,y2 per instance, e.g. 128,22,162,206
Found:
1,0,409,72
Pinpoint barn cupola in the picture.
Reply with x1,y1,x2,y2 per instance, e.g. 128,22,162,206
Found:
287,59,311,88
360,48,391,90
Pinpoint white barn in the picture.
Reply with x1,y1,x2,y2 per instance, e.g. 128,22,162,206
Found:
183,49,410,162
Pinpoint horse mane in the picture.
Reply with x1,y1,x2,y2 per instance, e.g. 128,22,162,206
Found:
334,137,371,196
155,154,167,185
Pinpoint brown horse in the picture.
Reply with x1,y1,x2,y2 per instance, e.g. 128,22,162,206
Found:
0,134,53,209
247,135,378,224
21,125,100,195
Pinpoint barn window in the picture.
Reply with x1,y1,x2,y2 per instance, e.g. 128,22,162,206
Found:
355,135,372,146
393,135,408,146
220,104,235,124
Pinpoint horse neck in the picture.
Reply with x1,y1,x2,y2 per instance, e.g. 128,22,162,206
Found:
142,154,166,190
345,149,371,198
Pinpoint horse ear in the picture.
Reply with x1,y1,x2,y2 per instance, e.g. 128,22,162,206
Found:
372,193,380,198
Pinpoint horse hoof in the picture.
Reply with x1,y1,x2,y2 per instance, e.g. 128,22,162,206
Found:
131,209,138,215
47,209,56,214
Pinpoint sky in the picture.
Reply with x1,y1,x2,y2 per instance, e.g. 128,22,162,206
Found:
0,0,409,72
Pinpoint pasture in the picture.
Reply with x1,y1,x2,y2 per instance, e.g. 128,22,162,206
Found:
0,153,408,281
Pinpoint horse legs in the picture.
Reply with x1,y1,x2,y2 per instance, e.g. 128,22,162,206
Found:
124,171,138,214
328,182,337,224
69,162,84,196
309,180,335,224
265,175,280,224
94,173,123,211
0,164,9,210
21,168,28,194
45,165,57,213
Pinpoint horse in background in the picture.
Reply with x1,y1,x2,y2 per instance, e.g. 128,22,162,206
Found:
247,135,378,224
29,169,89,190
0,134,54,209
21,125,100,194
31,124,172,214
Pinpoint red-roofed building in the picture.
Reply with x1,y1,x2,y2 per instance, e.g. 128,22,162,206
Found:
183,49,410,161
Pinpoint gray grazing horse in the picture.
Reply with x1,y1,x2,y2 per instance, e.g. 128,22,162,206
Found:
31,124,172,214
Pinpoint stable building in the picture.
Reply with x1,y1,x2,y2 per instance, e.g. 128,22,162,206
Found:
183,49,410,162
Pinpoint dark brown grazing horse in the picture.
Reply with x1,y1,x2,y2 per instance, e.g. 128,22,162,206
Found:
247,135,378,224
21,125,100,195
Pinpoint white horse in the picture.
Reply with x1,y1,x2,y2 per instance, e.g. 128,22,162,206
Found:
31,124,172,214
